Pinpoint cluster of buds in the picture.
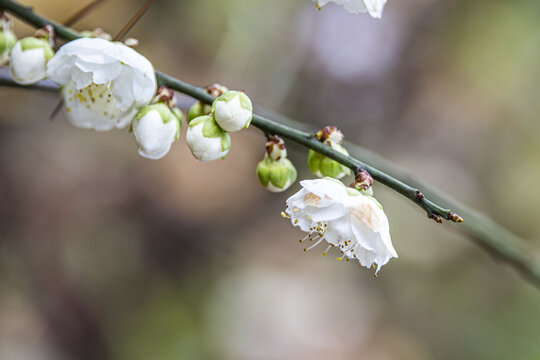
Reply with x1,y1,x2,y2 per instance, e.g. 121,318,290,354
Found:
10,24,55,85
308,126,352,179
186,87,253,162
131,86,183,159
256,135,297,192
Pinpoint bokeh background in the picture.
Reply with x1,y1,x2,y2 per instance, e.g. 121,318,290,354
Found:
1,0,539,359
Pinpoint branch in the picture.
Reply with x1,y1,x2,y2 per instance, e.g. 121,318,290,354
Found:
1,0,539,287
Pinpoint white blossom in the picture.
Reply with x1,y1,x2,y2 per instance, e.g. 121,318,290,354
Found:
186,115,231,162
284,178,397,272
132,103,182,160
47,37,156,131
212,91,253,132
314,0,388,18
9,36,53,84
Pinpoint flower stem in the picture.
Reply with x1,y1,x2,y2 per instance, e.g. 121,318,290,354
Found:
1,0,538,287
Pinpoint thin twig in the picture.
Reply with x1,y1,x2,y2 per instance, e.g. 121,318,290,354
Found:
63,0,106,27
0,0,538,288
112,0,157,42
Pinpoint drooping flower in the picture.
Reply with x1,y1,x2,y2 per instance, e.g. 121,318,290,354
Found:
46,37,157,131
314,0,388,18
9,25,54,85
257,135,297,192
131,87,182,160
307,126,352,179
187,84,229,123
186,115,231,162
284,177,397,272
212,90,253,132
0,13,17,66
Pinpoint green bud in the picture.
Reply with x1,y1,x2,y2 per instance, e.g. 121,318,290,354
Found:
307,143,352,179
257,156,297,193
187,101,211,123
0,13,16,65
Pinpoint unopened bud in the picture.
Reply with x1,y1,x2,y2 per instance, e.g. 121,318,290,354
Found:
9,26,55,85
315,126,345,145
265,135,287,161
186,115,231,161
80,27,112,40
0,13,16,66
212,90,253,132
352,169,373,190
132,100,182,160
448,211,464,223
257,135,296,192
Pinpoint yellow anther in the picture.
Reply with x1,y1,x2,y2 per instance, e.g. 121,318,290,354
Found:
280,211,289,218
294,219,298,225
322,252,327,256
293,208,299,212
336,257,343,261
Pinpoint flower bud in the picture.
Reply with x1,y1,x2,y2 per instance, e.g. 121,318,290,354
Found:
212,90,253,132
0,13,16,66
80,28,112,40
9,25,54,85
352,169,373,191
132,102,182,160
187,101,210,123
257,135,297,192
187,84,229,123
307,146,352,179
315,126,345,145
186,115,231,162
257,157,297,193
308,126,351,179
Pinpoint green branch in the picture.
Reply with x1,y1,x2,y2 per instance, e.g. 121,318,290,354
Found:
1,0,539,287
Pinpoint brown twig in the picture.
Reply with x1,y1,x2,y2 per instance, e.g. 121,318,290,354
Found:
63,0,106,27
112,0,157,42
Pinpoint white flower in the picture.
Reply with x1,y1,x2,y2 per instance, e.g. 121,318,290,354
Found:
9,36,54,84
284,178,397,272
212,91,253,132
132,103,182,160
186,115,231,162
314,0,388,18
46,37,156,131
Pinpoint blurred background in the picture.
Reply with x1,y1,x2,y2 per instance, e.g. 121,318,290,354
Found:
1,0,539,359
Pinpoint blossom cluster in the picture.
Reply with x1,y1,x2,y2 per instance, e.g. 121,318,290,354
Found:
186,87,253,162
1,2,398,274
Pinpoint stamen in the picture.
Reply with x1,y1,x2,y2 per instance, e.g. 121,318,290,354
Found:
322,245,331,256
281,212,290,219
305,237,324,251
299,233,311,243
